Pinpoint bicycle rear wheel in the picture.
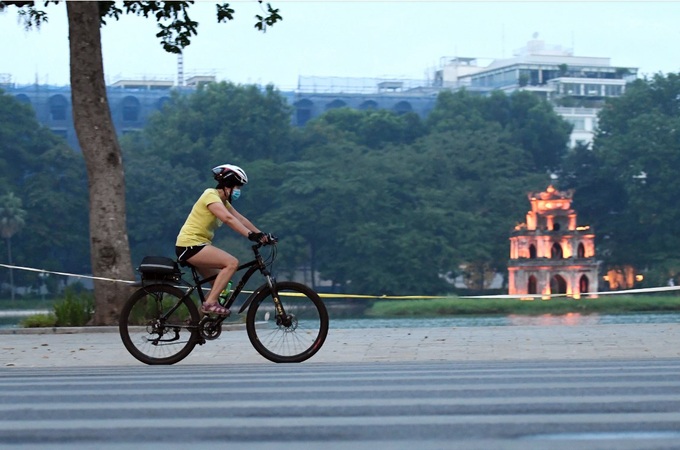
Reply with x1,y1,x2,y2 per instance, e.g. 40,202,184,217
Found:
246,281,329,363
119,284,200,365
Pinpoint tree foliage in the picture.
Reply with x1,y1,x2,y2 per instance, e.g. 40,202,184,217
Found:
1,1,282,53
125,82,293,165
427,90,572,172
559,73,680,283
0,90,89,291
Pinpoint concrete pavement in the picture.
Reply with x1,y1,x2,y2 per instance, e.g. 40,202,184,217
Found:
1,322,679,367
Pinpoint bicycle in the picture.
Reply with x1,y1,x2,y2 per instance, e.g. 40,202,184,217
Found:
118,241,329,365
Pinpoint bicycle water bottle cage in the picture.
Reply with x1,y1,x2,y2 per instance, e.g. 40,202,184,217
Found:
137,256,182,284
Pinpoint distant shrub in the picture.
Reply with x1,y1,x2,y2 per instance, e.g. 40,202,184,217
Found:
53,288,94,327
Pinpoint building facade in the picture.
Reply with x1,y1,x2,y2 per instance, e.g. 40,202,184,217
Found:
281,78,437,127
1,37,638,150
508,185,599,299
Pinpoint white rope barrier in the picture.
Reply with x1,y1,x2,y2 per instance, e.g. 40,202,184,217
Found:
0,263,136,284
1,262,679,299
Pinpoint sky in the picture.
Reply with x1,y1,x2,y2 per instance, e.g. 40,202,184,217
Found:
1,1,680,90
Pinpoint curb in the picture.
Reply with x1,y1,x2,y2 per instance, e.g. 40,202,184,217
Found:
0,326,120,335
0,323,247,335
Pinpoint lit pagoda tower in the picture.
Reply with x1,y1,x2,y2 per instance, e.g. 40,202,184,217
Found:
508,185,599,299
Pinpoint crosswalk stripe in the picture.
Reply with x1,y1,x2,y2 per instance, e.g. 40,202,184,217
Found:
1,394,680,412
2,412,680,432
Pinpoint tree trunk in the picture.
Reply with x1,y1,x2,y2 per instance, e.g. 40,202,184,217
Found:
67,2,135,325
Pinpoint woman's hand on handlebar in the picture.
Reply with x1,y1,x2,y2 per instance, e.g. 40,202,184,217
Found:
248,231,278,245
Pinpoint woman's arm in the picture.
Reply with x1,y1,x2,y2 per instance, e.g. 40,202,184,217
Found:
228,206,261,234
207,202,255,237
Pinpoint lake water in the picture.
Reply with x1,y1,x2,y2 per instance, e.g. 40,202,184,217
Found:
330,312,680,329
4,311,678,330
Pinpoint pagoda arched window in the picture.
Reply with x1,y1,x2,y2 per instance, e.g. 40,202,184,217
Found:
528,275,537,294
551,243,563,259
579,275,589,293
577,243,586,258
550,274,567,294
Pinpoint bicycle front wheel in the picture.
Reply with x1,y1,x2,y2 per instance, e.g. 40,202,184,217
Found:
119,284,200,365
246,281,329,363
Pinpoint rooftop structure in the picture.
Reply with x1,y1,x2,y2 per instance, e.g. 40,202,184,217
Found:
109,79,175,90
437,35,637,104
295,76,438,95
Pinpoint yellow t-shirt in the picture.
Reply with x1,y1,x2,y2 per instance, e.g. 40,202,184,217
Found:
176,188,231,247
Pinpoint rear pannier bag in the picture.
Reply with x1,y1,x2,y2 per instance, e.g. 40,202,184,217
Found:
137,256,181,282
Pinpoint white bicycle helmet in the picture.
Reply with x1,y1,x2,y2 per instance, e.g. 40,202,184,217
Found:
212,164,248,187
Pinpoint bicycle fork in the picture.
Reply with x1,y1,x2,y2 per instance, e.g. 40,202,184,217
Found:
263,275,284,317
264,274,295,328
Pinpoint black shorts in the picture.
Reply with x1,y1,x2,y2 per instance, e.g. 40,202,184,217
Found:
175,245,206,263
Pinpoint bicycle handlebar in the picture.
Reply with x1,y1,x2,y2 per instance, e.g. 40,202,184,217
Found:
252,234,278,251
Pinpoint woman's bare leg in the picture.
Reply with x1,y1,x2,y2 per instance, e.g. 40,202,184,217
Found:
186,245,238,306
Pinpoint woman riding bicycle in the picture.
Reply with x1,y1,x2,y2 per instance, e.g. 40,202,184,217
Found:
175,164,273,316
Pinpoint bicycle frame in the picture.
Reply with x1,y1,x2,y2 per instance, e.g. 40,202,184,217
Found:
161,244,280,328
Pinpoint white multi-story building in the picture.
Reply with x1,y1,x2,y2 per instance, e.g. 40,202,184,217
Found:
435,35,638,147
553,107,599,148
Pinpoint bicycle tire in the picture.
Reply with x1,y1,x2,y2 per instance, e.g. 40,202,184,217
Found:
119,284,200,365
246,281,329,363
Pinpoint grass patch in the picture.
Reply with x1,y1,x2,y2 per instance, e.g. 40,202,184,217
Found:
20,313,57,328
366,295,680,318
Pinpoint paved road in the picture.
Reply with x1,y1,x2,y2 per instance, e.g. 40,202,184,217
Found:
1,323,680,448
1,360,680,449
2,323,680,367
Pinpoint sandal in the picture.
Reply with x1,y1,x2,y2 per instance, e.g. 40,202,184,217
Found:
201,302,231,316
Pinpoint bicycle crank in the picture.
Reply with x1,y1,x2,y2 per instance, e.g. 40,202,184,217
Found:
198,317,222,340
